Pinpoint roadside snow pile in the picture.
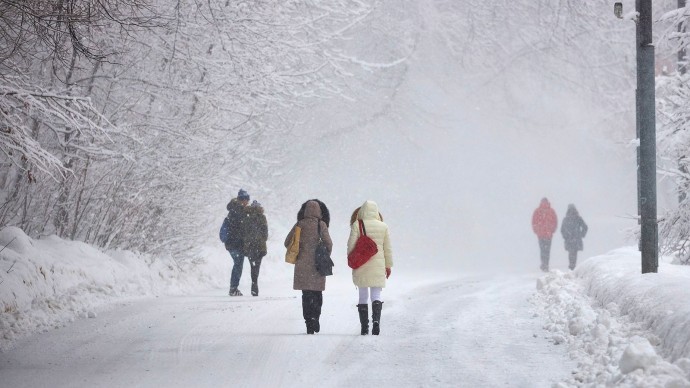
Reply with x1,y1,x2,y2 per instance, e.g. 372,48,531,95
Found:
0,226,230,352
532,247,690,387
577,248,690,362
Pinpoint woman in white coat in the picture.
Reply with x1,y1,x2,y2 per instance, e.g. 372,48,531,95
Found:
347,200,393,335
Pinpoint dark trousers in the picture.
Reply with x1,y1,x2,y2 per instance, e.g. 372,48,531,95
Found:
568,251,578,270
302,290,323,324
248,257,262,284
538,238,552,270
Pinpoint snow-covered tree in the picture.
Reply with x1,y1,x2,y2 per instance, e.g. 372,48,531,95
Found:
0,0,381,257
656,2,690,262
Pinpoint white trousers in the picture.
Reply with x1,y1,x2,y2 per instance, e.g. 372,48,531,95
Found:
358,287,382,304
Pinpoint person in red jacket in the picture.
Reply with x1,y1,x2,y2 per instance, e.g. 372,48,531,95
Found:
532,198,558,272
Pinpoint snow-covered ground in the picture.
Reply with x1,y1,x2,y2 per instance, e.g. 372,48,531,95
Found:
0,226,230,351
2,226,690,387
533,249,690,387
0,273,576,387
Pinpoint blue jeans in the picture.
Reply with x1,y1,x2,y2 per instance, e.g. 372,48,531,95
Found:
229,249,245,289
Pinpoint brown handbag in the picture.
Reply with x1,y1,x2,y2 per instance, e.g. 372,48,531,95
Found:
285,226,301,264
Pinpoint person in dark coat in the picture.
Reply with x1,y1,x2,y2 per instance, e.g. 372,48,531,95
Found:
226,189,250,296
284,200,333,334
560,204,588,270
242,200,268,297
532,197,558,272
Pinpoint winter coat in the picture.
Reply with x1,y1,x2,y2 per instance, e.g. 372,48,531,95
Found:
225,198,248,252
532,198,558,239
284,200,333,291
242,205,268,259
347,201,393,288
561,205,588,252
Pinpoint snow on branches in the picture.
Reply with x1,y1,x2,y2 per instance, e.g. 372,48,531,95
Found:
0,0,379,258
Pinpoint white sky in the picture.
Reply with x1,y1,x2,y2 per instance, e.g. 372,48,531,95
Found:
268,1,641,275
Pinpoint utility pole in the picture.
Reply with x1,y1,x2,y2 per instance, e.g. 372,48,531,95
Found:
636,0,658,273
680,0,687,76
679,0,688,204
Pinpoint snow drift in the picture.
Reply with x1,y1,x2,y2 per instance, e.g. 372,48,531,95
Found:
533,248,690,386
0,226,231,351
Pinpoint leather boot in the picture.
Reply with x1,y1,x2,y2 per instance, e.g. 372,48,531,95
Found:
312,292,322,333
357,304,369,335
302,293,314,334
372,300,383,335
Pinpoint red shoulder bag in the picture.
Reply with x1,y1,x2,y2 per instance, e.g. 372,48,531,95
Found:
347,220,378,269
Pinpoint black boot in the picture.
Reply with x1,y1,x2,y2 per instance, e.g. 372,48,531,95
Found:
302,293,314,334
250,259,261,296
357,304,369,335
312,292,322,333
372,300,383,335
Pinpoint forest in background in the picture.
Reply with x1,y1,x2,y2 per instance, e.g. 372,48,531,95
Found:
2,0,690,265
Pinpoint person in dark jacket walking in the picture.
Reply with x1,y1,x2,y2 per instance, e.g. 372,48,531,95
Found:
242,200,268,296
284,200,333,334
226,189,250,296
560,204,588,270
532,197,558,272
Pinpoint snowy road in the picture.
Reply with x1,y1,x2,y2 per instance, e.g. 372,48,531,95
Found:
0,273,574,387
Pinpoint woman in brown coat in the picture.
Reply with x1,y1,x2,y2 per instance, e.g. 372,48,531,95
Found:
284,200,333,334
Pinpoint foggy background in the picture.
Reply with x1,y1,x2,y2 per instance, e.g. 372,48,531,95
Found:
238,1,644,275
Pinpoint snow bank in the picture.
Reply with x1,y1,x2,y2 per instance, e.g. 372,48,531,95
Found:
533,248,690,386
577,248,690,362
0,227,234,352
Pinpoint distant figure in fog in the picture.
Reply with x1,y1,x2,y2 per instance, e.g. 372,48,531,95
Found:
560,204,588,270
532,198,558,272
